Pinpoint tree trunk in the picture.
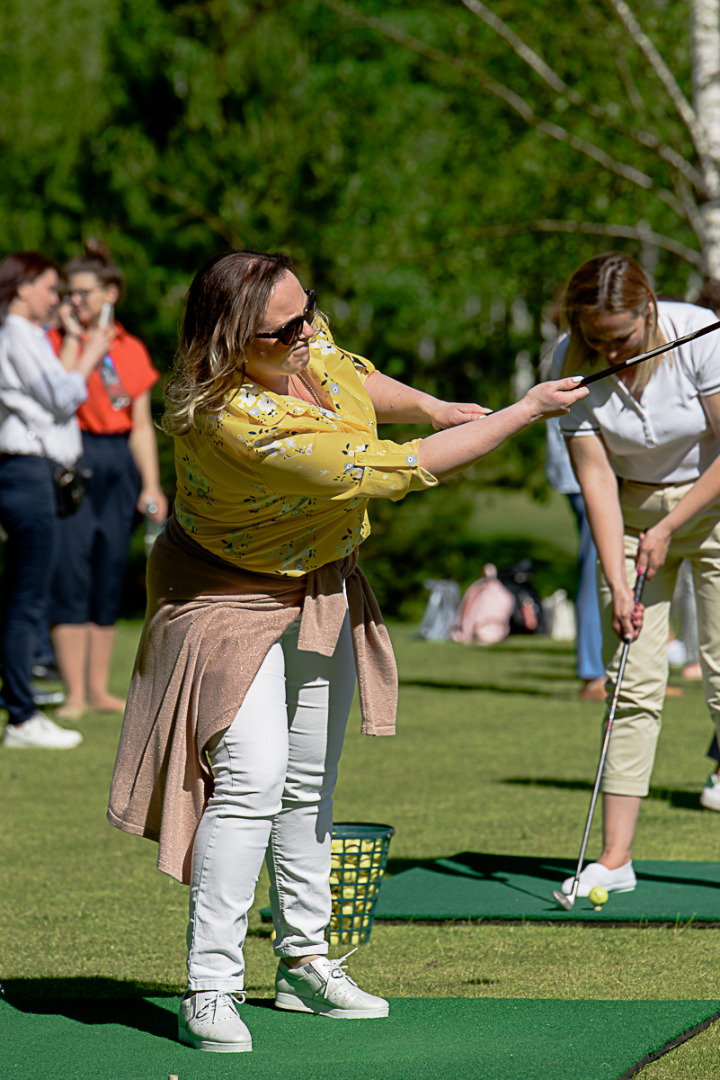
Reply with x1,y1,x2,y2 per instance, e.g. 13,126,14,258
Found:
693,0,720,274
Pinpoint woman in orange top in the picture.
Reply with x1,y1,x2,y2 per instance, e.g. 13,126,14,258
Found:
49,240,168,717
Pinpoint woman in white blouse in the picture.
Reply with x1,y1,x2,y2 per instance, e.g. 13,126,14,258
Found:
554,251,720,897
0,251,111,749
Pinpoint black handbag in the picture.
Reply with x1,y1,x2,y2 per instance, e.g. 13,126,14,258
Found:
53,466,91,517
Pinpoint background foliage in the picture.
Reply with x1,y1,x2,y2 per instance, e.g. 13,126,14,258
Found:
0,0,706,611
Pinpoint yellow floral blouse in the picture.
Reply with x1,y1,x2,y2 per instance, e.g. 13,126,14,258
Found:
174,320,438,576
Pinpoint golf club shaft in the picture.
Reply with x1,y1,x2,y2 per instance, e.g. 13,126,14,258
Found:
577,319,720,387
566,568,647,902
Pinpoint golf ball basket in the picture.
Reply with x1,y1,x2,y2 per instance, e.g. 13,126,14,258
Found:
327,822,395,946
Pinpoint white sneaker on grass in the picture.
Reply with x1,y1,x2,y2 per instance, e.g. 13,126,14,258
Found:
700,773,720,811
561,860,636,897
2,712,82,749
178,991,252,1052
275,951,389,1019
667,639,688,667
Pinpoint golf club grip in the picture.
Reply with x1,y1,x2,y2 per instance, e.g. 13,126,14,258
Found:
604,570,643,721
577,318,720,387
633,567,646,604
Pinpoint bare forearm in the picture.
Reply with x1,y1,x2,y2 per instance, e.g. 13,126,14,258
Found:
569,440,626,591
129,424,161,489
416,378,588,477
586,484,626,590
635,455,720,575
365,371,444,425
664,457,720,532
417,398,537,477
58,335,82,372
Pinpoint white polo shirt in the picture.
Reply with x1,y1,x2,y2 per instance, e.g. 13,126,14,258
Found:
554,301,720,484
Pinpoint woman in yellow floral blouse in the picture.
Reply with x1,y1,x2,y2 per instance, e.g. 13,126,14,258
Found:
108,250,587,1054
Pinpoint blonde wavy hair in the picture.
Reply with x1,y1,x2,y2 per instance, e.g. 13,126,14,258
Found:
560,252,666,393
163,250,293,436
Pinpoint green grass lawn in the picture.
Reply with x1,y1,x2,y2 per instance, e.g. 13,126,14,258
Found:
1,620,719,1078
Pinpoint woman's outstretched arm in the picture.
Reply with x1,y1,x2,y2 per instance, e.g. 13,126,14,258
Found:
416,378,588,479
364,370,491,429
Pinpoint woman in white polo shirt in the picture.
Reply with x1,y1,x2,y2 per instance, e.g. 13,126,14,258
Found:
553,251,720,897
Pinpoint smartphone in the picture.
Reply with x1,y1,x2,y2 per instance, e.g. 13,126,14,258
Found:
99,302,114,328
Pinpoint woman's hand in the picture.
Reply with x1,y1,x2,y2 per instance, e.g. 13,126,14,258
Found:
430,402,492,430
82,324,116,363
58,301,84,339
520,377,589,421
137,488,168,522
637,523,672,580
610,581,645,642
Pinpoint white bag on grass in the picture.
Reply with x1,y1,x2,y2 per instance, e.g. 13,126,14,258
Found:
418,579,461,641
541,589,577,641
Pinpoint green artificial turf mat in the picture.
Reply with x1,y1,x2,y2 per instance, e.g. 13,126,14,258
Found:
374,854,720,922
2,996,719,1080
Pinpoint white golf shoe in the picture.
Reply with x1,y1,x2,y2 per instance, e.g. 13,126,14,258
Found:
275,952,389,1019
2,712,82,749
561,861,636,897
178,990,252,1052
700,773,720,811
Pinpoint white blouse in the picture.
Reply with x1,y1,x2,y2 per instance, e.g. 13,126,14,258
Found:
554,302,720,484
0,314,87,468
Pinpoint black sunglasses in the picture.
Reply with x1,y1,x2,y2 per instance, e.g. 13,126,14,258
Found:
255,289,317,347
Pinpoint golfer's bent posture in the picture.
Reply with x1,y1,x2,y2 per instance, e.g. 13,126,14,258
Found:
555,252,720,899
108,250,586,1052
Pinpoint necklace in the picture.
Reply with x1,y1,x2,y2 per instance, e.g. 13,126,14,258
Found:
296,371,325,409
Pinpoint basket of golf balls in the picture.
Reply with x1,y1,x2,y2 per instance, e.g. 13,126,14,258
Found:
327,822,395,946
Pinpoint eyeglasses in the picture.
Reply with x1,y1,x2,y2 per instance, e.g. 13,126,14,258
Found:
255,289,317,347
70,287,102,300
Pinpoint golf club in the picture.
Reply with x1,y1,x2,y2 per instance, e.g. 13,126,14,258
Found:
576,319,720,387
552,567,647,911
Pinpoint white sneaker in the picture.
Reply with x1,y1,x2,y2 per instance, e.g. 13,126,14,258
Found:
2,712,82,749
178,991,252,1052
561,860,636,897
667,639,688,667
700,773,720,811
275,951,389,1019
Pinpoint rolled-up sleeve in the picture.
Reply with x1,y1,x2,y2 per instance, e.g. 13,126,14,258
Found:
348,351,376,383
233,429,438,500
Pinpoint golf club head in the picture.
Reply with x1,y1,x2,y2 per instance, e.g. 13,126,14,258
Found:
552,888,575,911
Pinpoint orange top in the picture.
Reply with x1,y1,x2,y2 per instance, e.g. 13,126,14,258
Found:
48,322,159,435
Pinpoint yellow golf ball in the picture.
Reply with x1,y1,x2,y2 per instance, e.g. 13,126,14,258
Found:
588,886,609,906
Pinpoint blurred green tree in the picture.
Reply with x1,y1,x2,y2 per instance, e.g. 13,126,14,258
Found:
1,0,711,610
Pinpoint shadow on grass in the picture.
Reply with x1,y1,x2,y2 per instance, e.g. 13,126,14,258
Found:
386,852,571,884
386,850,720,892
1,978,276,1044
501,777,704,810
398,678,571,698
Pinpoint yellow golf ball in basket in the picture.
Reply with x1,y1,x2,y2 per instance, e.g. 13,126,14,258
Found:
588,886,609,908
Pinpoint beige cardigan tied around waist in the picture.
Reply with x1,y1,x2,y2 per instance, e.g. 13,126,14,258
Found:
107,515,397,884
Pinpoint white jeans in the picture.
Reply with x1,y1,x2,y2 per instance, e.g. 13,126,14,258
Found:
186,612,356,991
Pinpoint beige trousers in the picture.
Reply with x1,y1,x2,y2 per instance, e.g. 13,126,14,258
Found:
598,479,720,797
